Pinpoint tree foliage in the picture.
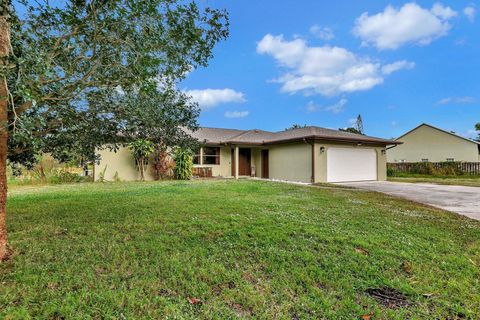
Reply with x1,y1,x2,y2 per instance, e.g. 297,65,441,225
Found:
174,148,193,180
285,124,307,131
475,123,480,141
339,115,364,135
129,139,155,181
339,127,362,135
0,0,229,260
6,0,229,164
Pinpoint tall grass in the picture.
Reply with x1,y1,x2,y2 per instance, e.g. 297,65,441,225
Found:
7,155,92,185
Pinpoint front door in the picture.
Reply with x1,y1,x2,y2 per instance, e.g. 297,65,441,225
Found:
261,149,269,178
231,148,252,176
239,148,251,176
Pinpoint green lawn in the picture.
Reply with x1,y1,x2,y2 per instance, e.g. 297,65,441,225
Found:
1,180,480,319
388,174,480,187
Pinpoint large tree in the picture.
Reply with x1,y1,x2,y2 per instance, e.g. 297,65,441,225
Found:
0,0,228,261
475,123,480,142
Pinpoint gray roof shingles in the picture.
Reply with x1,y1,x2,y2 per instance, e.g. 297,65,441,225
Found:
190,126,399,146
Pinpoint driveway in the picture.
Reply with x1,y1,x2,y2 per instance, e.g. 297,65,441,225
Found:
339,181,480,220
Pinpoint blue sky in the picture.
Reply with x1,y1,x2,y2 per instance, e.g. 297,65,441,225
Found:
182,0,480,139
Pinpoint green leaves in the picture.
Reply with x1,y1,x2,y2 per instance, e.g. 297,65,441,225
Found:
174,148,193,180
6,0,229,164
129,139,154,161
129,139,155,181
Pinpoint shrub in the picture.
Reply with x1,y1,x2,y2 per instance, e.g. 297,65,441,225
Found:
113,171,121,182
7,155,90,185
58,171,84,183
387,167,396,177
98,166,107,183
434,162,463,176
409,163,434,175
388,161,468,177
153,150,175,180
174,148,193,180
129,140,155,181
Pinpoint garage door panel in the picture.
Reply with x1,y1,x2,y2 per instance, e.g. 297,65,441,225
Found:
327,148,377,182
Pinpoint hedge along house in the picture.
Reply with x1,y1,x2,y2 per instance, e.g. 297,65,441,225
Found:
95,126,400,183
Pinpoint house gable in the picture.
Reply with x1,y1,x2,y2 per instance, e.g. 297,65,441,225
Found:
387,123,480,163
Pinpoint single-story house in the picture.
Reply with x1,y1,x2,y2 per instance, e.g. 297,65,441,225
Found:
387,123,480,163
95,126,399,183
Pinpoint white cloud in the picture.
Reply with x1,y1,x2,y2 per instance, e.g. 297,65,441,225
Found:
353,3,457,50
324,98,348,113
309,25,334,41
431,3,457,20
257,34,413,96
382,60,415,75
464,5,476,22
306,98,347,114
185,89,246,110
224,110,249,118
437,96,476,105
306,101,320,113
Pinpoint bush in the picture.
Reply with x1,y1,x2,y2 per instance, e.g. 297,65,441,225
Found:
7,155,90,185
388,161,468,177
411,163,434,175
174,148,193,180
434,162,463,176
129,140,155,181
387,167,396,177
58,171,84,183
152,150,175,180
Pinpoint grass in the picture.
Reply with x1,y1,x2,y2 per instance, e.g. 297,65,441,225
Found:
1,180,480,319
388,173,480,187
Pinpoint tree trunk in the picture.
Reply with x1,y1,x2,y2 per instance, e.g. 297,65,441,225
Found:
0,75,7,261
0,15,10,261
140,158,145,181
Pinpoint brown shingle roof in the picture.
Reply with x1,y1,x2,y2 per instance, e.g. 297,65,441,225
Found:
190,126,400,145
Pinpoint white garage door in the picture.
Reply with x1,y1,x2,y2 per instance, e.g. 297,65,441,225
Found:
327,147,377,182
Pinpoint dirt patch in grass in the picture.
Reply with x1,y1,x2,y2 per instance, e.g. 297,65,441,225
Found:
365,287,411,309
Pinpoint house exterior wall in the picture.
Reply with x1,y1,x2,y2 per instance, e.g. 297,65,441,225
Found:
387,125,480,163
268,142,312,183
95,146,156,181
314,142,387,183
252,148,262,177
194,146,232,177
95,142,388,183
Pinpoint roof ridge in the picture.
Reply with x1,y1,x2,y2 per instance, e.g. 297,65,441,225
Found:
396,123,479,145
228,129,256,140
193,126,399,145
199,126,246,132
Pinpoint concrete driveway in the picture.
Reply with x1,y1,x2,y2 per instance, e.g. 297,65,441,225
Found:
339,181,480,220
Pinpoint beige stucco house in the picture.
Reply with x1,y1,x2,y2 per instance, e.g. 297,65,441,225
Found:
95,126,399,183
387,123,480,163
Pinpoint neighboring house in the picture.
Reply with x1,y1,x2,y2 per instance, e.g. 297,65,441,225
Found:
387,123,480,163
95,126,399,183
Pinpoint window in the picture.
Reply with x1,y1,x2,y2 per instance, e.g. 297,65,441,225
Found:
421,159,429,162
203,147,220,165
193,148,201,165
446,158,454,162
